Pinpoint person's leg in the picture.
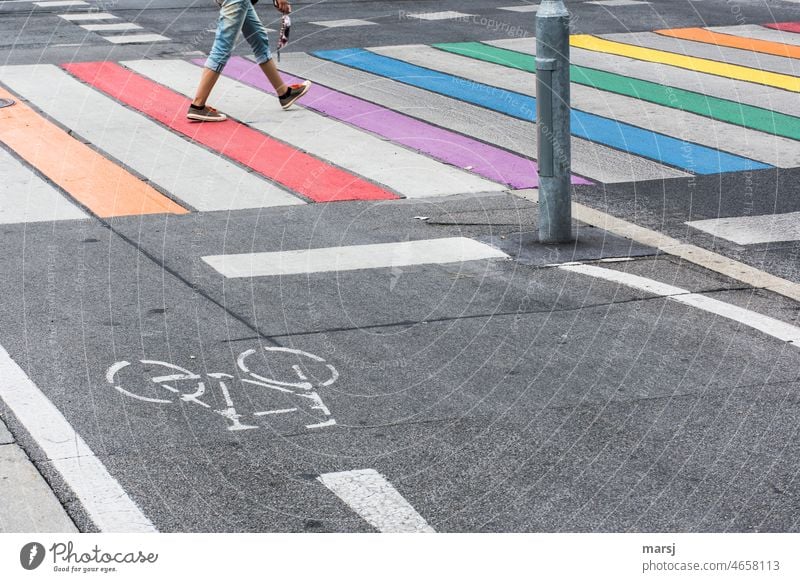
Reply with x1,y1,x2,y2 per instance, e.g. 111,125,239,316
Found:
240,2,287,95
194,0,248,107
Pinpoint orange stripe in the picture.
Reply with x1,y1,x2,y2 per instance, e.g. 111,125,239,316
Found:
656,27,800,60
0,86,187,218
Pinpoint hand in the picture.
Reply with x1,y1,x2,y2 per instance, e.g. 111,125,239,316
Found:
273,0,291,14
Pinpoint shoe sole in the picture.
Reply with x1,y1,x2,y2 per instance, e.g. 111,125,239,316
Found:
281,83,311,110
186,114,227,122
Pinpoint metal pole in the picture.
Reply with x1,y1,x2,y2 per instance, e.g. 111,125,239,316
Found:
536,0,572,244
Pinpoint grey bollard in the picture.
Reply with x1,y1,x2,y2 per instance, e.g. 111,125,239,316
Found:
536,0,573,244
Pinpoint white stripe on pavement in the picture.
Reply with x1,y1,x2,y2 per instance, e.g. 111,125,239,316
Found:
35,1,88,7
0,147,88,224
317,469,435,533
560,263,800,346
0,343,156,532
404,11,474,21
310,19,377,28
80,22,143,32
123,59,504,198
498,5,539,12
0,64,304,211
687,212,800,245
59,12,118,20
372,44,800,168
103,33,170,44
203,237,509,278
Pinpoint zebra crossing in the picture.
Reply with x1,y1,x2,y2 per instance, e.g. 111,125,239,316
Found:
1,21,800,244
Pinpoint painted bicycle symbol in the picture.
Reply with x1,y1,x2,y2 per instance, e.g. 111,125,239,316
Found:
105,347,339,432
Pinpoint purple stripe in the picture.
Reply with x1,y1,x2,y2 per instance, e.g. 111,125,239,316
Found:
195,57,591,188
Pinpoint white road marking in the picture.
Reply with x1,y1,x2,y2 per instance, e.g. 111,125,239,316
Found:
59,12,118,20
561,264,800,346
103,33,170,44
687,212,800,245
35,1,88,7
403,11,474,21
203,237,509,278
568,201,800,303
123,59,505,198
0,147,88,224
317,469,435,533
0,64,304,211
0,343,156,532
253,408,298,416
498,5,539,12
588,0,650,6
311,19,377,28
80,22,142,32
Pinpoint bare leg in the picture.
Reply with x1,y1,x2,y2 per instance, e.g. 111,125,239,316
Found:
192,68,221,107
259,59,287,95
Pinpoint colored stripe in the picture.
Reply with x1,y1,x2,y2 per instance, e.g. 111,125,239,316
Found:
0,342,157,532
572,34,800,92
1,64,303,211
317,469,435,533
764,22,800,35
436,41,800,143
707,25,800,48
316,47,768,174
202,237,509,278
219,57,591,188
126,59,503,199
64,61,396,203
687,211,800,245
655,27,800,60
0,86,186,218
278,52,689,184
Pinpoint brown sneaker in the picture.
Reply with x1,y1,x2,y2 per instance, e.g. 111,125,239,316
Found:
187,104,227,122
279,81,311,110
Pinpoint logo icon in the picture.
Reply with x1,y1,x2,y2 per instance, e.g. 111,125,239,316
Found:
20,542,45,570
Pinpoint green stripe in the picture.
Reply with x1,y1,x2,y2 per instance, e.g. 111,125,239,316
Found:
433,41,800,142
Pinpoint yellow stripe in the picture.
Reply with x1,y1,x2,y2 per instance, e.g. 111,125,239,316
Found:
570,34,800,93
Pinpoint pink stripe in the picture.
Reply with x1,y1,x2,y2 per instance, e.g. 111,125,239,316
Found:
763,22,800,34
200,57,592,188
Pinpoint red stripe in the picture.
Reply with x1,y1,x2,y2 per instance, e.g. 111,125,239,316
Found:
763,22,800,34
63,62,398,203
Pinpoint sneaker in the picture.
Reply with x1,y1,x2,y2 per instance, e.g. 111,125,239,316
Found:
187,104,227,122
279,81,311,110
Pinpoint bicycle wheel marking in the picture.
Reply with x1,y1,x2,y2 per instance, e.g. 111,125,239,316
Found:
105,347,340,434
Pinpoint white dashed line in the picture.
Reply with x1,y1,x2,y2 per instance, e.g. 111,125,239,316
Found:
80,22,142,32
687,212,800,246
311,19,378,28
498,4,540,12
59,12,118,20
403,11,475,21
35,0,88,7
318,469,435,533
103,33,171,44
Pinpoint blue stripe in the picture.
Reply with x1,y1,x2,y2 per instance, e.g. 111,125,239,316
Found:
313,48,771,175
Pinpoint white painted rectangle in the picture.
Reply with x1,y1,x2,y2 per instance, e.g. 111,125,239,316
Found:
318,469,435,533
0,343,156,532
35,1,88,7
588,0,649,6
103,33,170,44
80,22,142,32
404,11,474,21
203,237,509,278
59,12,118,20
499,5,539,12
311,19,377,28
687,212,800,245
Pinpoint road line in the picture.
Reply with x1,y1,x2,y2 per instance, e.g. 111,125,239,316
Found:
217,56,591,189
571,34,800,92
0,146,87,224
707,24,800,47
65,61,396,203
80,22,142,32
103,33,171,44
404,11,473,21
311,19,376,28
0,85,187,218
317,469,435,533
361,45,769,173
202,237,509,278
126,59,503,198
656,26,800,59
498,5,538,12
490,37,800,119
765,22,800,34
59,12,118,21
687,212,800,245
3,64,302,211
0,343,157,532
278,52,689,184
441,41,800,144
567,201,800,303
560,264,800,346
35,1,88,6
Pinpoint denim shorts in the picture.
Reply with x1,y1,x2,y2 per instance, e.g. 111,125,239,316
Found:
205,0,271,72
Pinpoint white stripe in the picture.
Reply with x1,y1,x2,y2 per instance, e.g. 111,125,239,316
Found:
310,19,377,28
371,44,800,168
317,469,435,533
203,237,509,278
404,11,473,21
0,64,304,211
560,264,800,345
80,22,142,32
0,147,87,224
588,0,649,5
498,5,539,12
687,212,800,245
122,59,505,198
35,1,88,6
59,12,118,20
103,33,170,44
0,343,156,532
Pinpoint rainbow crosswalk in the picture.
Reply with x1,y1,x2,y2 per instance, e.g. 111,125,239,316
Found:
1,22,800,229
